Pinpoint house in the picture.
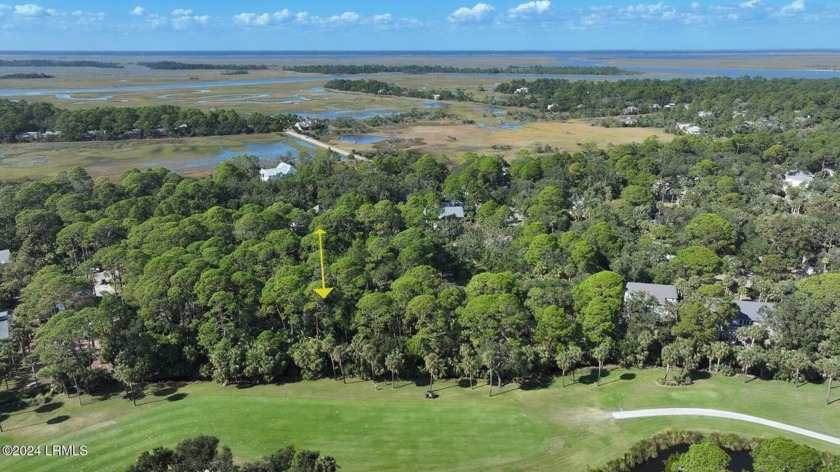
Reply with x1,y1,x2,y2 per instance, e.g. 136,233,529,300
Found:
730,301,775,333
698,110,714,118
0,249,10,264
438,204,465,219
547,104,558,111
622,105,639,114
514,87,530,94
652,103,661,110
664,102,677,110
0,311,10,340
432,94,442,101
259,162,297,181
676,123,702,135
624,282,679,305
783,171,814,189
623,117,638,126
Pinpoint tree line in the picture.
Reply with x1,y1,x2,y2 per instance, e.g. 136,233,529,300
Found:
0,73,53,79
2,125,840,401
126,435,337,472
324,79,473,102
494,76,840,136
285,64,631,75
0,59,122,68
0,100,300,143
138,61,268,71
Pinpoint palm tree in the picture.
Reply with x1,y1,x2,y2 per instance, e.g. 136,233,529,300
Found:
384,349,404,390
660,344,678,383
592,340,613,386
784,349,811,387
458,345,480,389
819,357,840,405
568,345,583,382
737,346,761,383
424,353,443,393
555,349,573,387
706,341,730,373
480,344,499,397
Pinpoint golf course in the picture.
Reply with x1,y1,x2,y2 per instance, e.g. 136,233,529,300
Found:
1,368,838,471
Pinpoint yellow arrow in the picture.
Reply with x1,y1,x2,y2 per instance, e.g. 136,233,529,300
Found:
313,228,333,299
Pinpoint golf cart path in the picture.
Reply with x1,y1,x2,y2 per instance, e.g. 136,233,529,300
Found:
613,408,840,445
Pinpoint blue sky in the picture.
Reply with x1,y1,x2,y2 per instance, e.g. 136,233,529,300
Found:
0,1,837,50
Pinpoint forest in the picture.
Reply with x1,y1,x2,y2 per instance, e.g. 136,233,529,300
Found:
2,120,840,398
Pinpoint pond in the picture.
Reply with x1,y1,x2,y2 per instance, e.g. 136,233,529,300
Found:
142,137,316,172
632,444,753,472
476,122,523,131
338,135,389,144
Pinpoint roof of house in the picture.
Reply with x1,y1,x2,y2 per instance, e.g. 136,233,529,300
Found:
0,249,10,264
259,162,296,178
0,311,10,340
733,301,775,324
784,171,814,186
438,205,465,219
625,282,678,304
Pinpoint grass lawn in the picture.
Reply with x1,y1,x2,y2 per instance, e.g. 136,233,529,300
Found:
1,368,839,471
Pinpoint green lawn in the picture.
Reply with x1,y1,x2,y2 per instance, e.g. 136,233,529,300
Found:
1,368,839,471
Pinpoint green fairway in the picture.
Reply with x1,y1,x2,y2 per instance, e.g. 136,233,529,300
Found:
1,369,839,471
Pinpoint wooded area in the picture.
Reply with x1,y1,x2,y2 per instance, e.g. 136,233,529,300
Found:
2,115,840,397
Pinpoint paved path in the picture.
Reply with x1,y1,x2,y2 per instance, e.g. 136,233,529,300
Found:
284,130,369,161
613,408,840,445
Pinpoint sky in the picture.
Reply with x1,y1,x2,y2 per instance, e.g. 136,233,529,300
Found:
0,1,838,51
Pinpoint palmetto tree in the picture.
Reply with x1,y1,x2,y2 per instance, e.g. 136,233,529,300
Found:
424,352,443,393
737,346,761,383
384,348,404,390
661,344,678,383
706,341,730,373
592,340,613,386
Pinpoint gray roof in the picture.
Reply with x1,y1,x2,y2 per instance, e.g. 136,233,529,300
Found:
0,311,9,340
0,249,10,264
733,301,775,324
625,282,678,305
439,205,465,219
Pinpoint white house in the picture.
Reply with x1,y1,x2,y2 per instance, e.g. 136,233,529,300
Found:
0,249,10,264
698,110,714,118
259,162,297,181
625,282,679,305
514,87,530,94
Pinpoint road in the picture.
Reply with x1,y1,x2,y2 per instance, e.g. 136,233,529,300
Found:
612,408,840,445
284,130,369,161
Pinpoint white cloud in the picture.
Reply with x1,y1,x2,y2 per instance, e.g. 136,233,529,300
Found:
620,3,677,20
373,13,392,24
130,6,144,16
172,9,193,16
781,0,805,14
691,2,701,9
327,11,360,24
739,0,761,8
508,1,551,17
448,3,495,23
234,10,291,27
14,3,46,16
